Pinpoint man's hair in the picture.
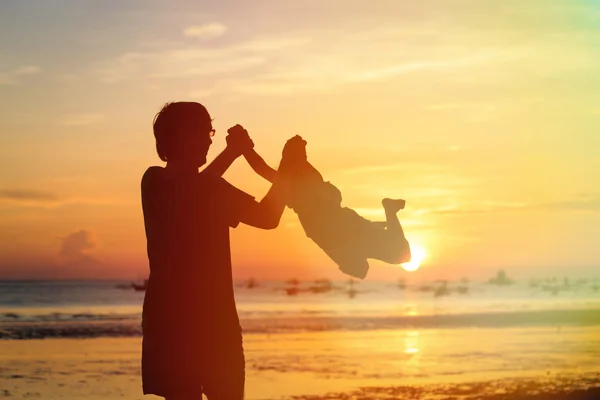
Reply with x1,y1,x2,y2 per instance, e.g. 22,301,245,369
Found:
152,101,211,162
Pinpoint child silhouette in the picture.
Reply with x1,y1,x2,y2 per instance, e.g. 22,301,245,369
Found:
227,126,412,279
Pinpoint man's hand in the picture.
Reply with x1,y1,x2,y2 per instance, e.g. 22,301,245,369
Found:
226,124,254,157
279,135,307,172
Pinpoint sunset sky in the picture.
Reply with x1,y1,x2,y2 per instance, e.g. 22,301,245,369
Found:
1,0,599,281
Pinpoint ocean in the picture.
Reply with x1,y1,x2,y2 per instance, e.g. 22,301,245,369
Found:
2,278,600,399
1,277,599,339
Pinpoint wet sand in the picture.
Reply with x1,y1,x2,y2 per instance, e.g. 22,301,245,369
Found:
1,326,599,399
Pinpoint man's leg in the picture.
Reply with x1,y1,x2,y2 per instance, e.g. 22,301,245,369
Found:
166,392,202,400
201,339,245,400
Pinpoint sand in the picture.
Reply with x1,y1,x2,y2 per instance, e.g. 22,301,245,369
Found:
1,327,599,399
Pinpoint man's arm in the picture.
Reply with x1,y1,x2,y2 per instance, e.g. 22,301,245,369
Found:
202,125,254,177
202,148,238,177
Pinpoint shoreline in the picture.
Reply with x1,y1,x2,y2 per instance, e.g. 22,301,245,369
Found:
2,328,600,400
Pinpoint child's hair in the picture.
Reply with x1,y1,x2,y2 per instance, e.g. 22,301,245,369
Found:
152,101,211,162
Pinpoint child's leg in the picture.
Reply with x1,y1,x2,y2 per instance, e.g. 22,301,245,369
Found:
381,198,406,236
361,199,411,264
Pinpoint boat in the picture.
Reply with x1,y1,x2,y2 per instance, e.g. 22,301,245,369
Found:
456,285,469,295
285,286,300,296
488,270,515,286
309,279,333,293
131,279,148,292
433,281,450,297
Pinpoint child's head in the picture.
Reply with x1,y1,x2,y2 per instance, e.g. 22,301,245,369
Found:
153,102,214,167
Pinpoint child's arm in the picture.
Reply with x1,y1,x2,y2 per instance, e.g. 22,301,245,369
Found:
244,148,278,183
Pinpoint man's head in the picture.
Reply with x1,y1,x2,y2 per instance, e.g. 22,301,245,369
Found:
153,102,214,167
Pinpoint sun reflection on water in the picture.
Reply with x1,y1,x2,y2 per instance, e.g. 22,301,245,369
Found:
404,330,421,355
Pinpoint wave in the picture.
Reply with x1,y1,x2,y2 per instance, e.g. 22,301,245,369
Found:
1,308,599,340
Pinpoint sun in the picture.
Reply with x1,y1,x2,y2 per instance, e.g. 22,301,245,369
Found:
401,244,426,272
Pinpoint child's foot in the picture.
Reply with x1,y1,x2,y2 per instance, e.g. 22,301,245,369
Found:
382,198,406,213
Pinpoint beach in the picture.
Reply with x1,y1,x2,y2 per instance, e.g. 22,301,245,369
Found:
1,280,600,399
1,328,600,399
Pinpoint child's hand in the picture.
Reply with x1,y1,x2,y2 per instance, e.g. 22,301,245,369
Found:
280,135,307,172
226,124,254,157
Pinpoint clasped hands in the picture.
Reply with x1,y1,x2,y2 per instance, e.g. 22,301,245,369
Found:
226,124,307,172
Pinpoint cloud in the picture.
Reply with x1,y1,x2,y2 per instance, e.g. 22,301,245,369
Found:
426,102,498,122
0,189,58,203
91,4,600,97
58,229,101,268
345,53,502,83
94,23,516,93
93,35,298,83
0,65,40,86
426,196,600,215
59,113,106,127
183,23,227,40
0,188,121,208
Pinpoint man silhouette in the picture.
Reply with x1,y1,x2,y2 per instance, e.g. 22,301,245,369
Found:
140,102,304,400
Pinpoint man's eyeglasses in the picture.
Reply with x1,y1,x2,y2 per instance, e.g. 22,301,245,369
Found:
209,128,216,137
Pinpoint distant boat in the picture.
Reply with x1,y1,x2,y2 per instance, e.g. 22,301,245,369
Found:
456,285,469,295
284,278,300,296
488,270,515,286
131,279,148,292
397,279,407,290
347,279,359,298
309,279,333,293
115,283,132,290
286,278,300,286
529,279,541,288
285,286,300,296
238,277,259,289
541,285,560,295
417,284,434,292
434,281,450,297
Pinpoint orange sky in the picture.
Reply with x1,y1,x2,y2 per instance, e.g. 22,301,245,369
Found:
1,1,599,281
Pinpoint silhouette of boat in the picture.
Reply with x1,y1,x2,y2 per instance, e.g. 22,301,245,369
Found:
529,278,541,288
115,283,133,290
285,286,300,296
284,278,301,296
541,284,560,295
131,279,148,292
346,279,359,298
397,279,407,290
487,270,515,286
456,285,469,295
433,281,450,297
286,278,300,286
417,283,434,292
237,277,259,289
309,279,333,293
